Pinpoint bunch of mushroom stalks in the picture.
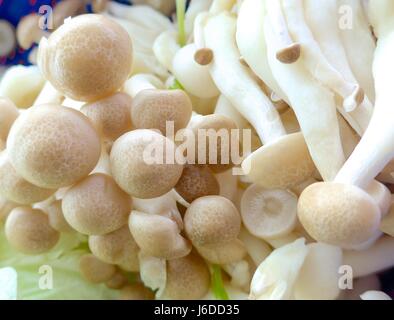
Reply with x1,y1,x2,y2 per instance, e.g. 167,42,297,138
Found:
298,0,394,249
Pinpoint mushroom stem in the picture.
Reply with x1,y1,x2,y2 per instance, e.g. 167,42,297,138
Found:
124,74,165,98
209,0,237,14
343,236,394,278
33,82,64,106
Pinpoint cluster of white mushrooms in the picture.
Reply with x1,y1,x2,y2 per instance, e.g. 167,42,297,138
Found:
0,0,394,300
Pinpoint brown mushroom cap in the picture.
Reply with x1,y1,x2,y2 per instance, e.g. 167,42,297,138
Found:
184,195,241,246
129,210,191,260
242,132,316,189
0,196,18,222
0,153,54,205
298,182,381,247
5,207,60,254
196,239,247,265
81,92,133,142
7,104,101,189
89,225,139,272
175,165,220,203
162,251,210,300
62,173,131,235
119,283,155,300
37,14,133,102
0,98,19,142
105,270,128,290
188,114,238,173
79,254,116,283
110,129,184,199
44,199,75,233
131,89,192,135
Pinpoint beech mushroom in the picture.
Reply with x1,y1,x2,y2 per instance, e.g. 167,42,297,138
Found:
42,199,74,233
195,239,247,265
139,252,167,297
7,104,101,189
38,14,132,102
124,73,165,98
110,129,184,199
62,173,131,235
81,92,133,142
119,283,155,300
88,225,139,272
5,207,60,254
0,20,16,57
360,291,392,300
238,227,272,266
0,197,18,223
16,14,47,50
0,98,19,143
79,254,116,284
33,82,64,106
105,270,128,290
129,210,191,260
241,184,298,240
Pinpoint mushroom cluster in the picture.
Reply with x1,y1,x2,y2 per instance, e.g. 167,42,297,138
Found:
0,0,394,301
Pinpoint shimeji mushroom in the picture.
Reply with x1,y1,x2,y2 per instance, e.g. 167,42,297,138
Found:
16,14,47,50
298,1,394,247
343,236,394,278
293,243,343,300
250,238,308,300
0,20,16,58
89,225,139,272
105,270,128,290
33,82,65,106
160,251,211,300
223,260,253,292
110,129,184,199
0,153,54,205
79,254,116,284
0,98,19,145
129,210,191,260
204,12,316,189
62,173,131,235
38,14,133,102
131,88,193,135
138,252,167,297
279,0,372,133
240,184,298,240
119,283,154,300
0,197,18,223
42,199,75,233
0,65,46,108
7,104,101,189
5,207,60,254
238,227,272,266
360,291,392,301
124,74,165,98
195,239,247,265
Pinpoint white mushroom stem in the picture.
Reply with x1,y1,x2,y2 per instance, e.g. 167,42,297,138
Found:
334,2,394,188
238,228,272,266
33,82,64,106
343,236,394,278
281,0,372,135
209,0,237,14
236,0,288,103
185,0,212,36
338,0,376,103
153,31,180,72
204,12,286,144
123,74,165,98
138,252,166,298
193,12,210,49
222,260,251,292
264,14,345,181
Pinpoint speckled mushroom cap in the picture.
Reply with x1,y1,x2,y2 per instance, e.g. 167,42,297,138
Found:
131,89,192,135
184,195,241,246
7,104,101,189
89,225,140,272
5,207,60,254
37,14,133,102
242,132,316,189
161,251,211,300
79,254,116,284
62,173,131,235
298,182,381,248
110,129,184,199
0,153,54,205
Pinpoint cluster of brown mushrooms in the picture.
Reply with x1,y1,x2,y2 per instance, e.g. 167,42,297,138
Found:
1,0,394,300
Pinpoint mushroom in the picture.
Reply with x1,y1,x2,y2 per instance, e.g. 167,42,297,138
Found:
105,270,128,290
0,98,19,144
161,251,211,300
0,20,16,57
7,104,101,189
62,173,131,235
175,165,220,203
124,73,165,98
138,252,167,297
33,82,65,106
0,153,54,205
42,199,74,233
0,197,18,223
298,1,394,247
343,236,394,278
238,227,272,266
222,259,253,292
249,238,308,300
110,129,184,199
5,207,60,254
37,14,133,102
0,65,46,108
184,195,241,247
119,283,155,300
131,88,192,135
16,14,47,50
360,291,392,301
79,254,116,284
129,210,191,260
88,225,139,272
240,184,298,240
81,92,133,142
195,239,247,265
294,243,343,300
